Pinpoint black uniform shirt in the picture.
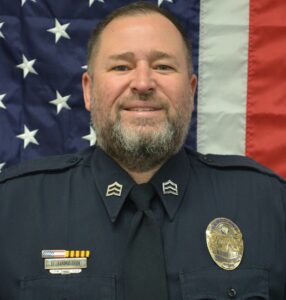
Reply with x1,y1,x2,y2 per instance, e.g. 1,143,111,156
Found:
0,146,285,299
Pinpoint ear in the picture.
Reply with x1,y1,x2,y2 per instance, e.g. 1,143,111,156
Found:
189,73,197,112
82,72,93,112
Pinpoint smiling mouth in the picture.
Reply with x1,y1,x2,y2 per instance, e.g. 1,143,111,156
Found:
125,108,160,111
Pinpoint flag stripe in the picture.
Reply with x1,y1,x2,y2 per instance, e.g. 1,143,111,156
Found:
0,1,285,179
197,0,249,155
246,0,286,178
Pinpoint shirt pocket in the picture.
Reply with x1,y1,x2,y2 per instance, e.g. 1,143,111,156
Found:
180,268,269,300
20,274,116,300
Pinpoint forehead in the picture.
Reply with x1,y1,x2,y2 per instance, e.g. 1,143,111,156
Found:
95,13,187,60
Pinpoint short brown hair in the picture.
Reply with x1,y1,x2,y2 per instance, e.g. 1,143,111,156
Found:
87,1,193,74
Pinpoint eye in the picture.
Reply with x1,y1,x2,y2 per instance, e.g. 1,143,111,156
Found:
154,65,174,72
111,65,130,71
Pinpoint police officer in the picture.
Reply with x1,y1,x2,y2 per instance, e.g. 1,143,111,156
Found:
0,2,286,300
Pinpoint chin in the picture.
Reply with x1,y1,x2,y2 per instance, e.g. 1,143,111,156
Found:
125,120,164,130
131,127,164,138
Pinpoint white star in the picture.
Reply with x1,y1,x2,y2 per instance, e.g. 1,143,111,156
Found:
49,91,71,114
17,125,39,149
47,19,71,44
0,163,5,173
21,0,36,6
81,65,87,70
82,126,96,146
0,22,5,39
89,0,104,7
16,55,38,78
0,94,7,110
158,0,173,6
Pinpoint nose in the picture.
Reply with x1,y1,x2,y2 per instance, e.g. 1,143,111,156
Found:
130,63,156,95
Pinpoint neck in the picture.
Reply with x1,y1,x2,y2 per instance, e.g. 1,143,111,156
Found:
122,164,164,184
97,145,170,183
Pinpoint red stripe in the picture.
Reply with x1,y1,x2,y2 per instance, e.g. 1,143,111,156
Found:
247,0,286,178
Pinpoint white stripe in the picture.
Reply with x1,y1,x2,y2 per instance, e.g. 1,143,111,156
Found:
42,250,66,258
197,0,249,155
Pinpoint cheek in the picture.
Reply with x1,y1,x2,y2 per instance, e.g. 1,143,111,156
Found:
91,99,112,126
97,75,128,99
92,76,128,117
166,84,193,114
91,91,118,125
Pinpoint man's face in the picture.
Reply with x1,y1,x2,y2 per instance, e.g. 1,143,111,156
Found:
82,13,197,171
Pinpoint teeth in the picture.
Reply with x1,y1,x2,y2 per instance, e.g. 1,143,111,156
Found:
129,108,155,111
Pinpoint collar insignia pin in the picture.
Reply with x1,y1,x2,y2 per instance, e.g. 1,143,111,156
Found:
162,180,178,195
206,218,244,270
42,249,91,275
106,181,123,197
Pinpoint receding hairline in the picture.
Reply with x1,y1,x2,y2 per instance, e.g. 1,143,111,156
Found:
92,13,188,67
87,3,193,75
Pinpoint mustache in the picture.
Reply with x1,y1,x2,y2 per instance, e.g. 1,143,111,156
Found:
117,93,170,110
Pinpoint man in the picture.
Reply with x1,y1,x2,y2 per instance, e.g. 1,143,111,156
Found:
0,2,285,299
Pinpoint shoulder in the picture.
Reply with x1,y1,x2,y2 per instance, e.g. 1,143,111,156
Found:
0,147,94,184
184,146,286,184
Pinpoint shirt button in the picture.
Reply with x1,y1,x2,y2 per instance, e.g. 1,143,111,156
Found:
227,287,237,298
203,156,213,163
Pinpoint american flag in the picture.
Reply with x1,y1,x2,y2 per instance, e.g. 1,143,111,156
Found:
0,0,285,178
41,250,67,258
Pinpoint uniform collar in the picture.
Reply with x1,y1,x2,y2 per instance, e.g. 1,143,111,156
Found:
91,146,135,223
91,146,191,223
150,148,191,220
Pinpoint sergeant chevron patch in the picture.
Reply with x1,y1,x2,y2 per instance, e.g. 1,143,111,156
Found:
106,181,123,197
162,180,178,195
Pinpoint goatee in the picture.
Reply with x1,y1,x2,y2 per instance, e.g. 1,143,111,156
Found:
93,107,190,172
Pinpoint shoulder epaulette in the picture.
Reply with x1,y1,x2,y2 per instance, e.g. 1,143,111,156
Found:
185,147,286,183
0,153,83,184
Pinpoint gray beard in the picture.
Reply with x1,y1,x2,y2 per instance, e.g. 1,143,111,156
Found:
93,111,190,172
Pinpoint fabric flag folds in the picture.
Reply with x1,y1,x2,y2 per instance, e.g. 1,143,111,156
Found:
0,0,285,178
198,0,286,179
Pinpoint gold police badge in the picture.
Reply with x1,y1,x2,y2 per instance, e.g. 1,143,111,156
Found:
206,218,244,270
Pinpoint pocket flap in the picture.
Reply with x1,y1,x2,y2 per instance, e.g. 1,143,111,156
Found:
180,268,269,300
20,275,116,300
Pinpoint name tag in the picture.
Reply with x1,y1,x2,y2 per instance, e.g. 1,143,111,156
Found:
44,258,87,270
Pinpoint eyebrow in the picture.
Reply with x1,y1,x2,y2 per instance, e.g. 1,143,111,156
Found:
108,52,134,61
149,51,177,62
107,51,178,64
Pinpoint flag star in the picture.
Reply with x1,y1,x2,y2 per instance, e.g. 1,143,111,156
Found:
0,22,5,39
21,0,36,6
158,0,173,6
17,125,39,149
0,94,7,110
16,55,38,78
81,65,87,70
49,91,71,114
47,19,71,44
0,163,5,173
82,126,96,146
89,0,104,7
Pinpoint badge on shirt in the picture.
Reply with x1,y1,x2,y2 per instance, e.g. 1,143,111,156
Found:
206,218,244,270
42,249,90,275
